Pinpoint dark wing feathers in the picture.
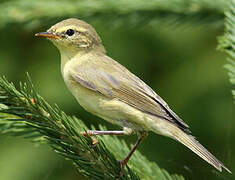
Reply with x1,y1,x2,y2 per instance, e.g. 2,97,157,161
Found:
71,55,189,132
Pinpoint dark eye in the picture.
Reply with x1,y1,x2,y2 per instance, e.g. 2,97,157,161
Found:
66,29,75,36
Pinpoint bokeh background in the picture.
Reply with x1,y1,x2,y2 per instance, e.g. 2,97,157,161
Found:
0,0,234,180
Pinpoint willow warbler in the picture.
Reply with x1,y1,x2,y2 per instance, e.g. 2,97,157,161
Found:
35,18,231,175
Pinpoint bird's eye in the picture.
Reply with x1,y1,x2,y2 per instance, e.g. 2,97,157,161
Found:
66,29,75,36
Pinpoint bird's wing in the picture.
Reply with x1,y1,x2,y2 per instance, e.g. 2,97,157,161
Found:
70,55,189,132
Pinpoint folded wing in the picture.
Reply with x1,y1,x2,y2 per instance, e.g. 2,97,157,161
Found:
71,55,190,133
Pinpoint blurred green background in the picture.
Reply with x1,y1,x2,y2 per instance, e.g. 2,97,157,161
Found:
0,0,234,180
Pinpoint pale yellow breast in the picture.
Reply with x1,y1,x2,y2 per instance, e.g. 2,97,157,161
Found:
62,58,102,113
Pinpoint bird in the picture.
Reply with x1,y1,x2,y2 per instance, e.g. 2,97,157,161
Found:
35,18,231,176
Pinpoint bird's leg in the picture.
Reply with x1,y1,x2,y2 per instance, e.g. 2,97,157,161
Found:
81,128,133,145
82,130,126,145
119,131,148,177
81,130,127,136
81,129,147,177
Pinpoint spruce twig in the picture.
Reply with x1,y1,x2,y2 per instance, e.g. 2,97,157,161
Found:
0,76,184,180
218,0,235,100
0,0,227,29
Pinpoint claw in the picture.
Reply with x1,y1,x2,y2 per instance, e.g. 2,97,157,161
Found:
81,131,99,145
91,136,99,146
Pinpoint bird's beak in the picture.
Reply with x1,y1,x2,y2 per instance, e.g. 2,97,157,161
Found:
35,32,61,39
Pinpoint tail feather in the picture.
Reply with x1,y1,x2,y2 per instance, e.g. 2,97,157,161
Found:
170,126,231,173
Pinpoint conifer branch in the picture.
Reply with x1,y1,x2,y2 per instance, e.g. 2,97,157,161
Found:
0,0,227,29
0,76,184,180
218,0,235,100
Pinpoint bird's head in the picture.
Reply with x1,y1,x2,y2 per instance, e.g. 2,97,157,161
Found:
35,18,105,55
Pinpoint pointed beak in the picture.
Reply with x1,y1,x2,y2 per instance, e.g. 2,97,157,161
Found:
35,32,61,39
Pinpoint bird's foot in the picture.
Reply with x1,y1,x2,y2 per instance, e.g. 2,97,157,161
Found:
118,159,128,178
81,131,99,146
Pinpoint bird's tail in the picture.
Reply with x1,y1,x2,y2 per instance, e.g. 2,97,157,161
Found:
162,124,231,173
